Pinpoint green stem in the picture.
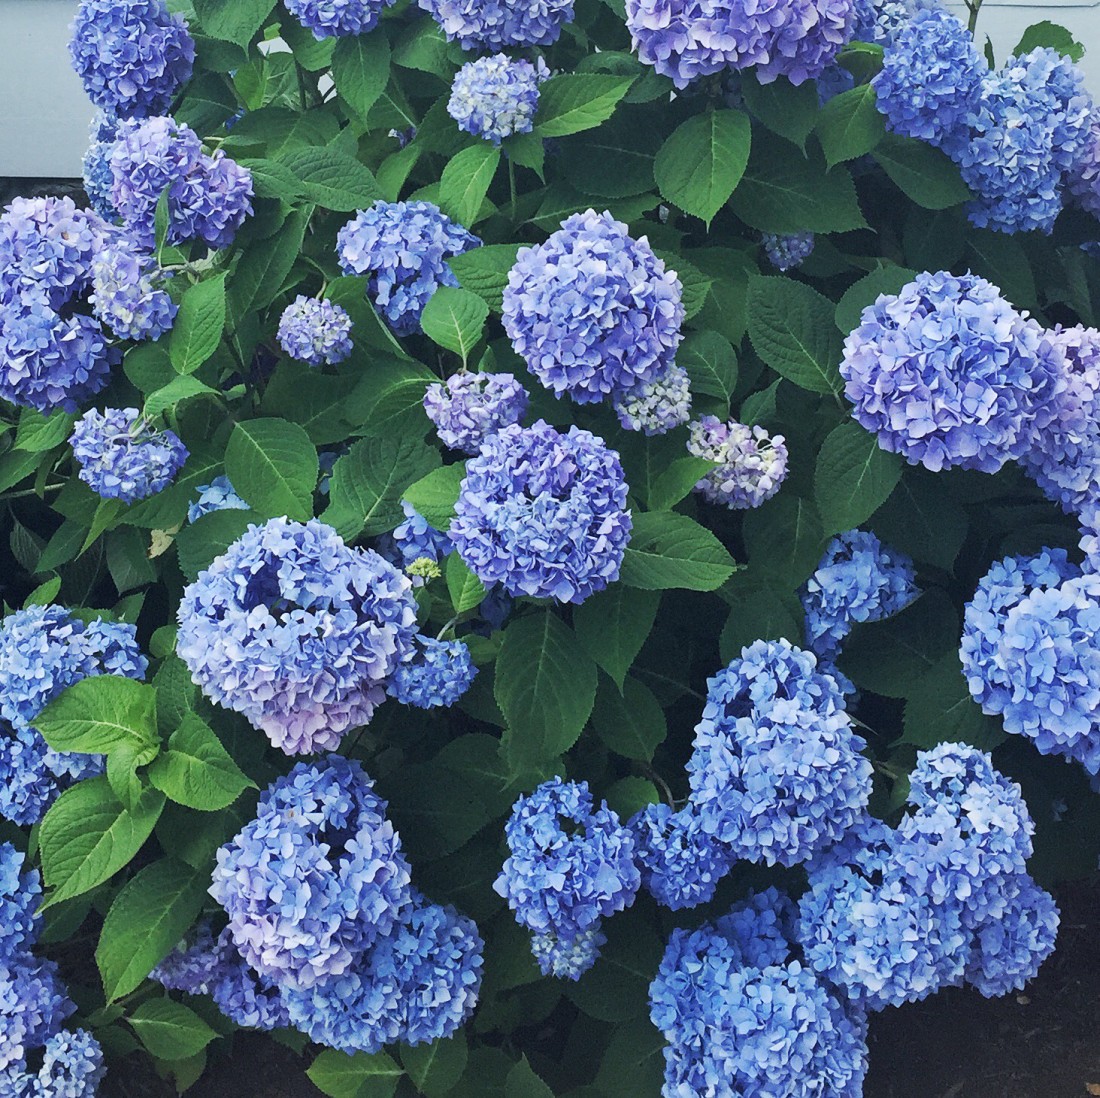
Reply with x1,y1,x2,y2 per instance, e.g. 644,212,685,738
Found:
508,158,517,214
295,61,310,113
965,0,982,35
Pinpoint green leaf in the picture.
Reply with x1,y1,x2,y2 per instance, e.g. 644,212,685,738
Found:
448,244,522,312
678,329,738,405
495,611,598,765
96,857,210,1002
534,74,635,137
24,575,62,607
747,276,844,395
1014,20,1084,61
237,156,304,200
620,512,737,592
719,576,803,664
594,1016,666,1098
169,274,227,375
902,650,1005,752
573,585,659,690
742,493,827,583
193,0,274,45
308,1050,404,1098
35,676,158,757
439,144,500,227
966,231,1038,313
148,713,254,812
654,110,751,224
558,110,661,199
565,913,664,1022
229,208,308,316
403,463,465,530
175,509,255,582
39,778,163,907
872,133,971,209
224,418,317,523
402,1036,468,1098
873,468,968,572
332,32,391,120
421,287,488,365
15,409,75,453
129,999,217,1061
143,374,217,421
648,457,714,512
814,421,902,535
592,675,666,762
446,553,486,614
834,265,918,334
741,72,820,149
815,83,885,168
280,146,383,210
505,1059,554,1098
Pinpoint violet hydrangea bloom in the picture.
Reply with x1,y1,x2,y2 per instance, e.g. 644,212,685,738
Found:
448,55,550,144
613,364,692,436
449,420,632,604
502,210,684,404
284,0,395,38
1068,112,1100,217
176,517,418,754
70,407,188,502
629,803,733,910
762,231,816,271
686,416,788,508
423,371,529,453
69,0,194,119
277,296,354,367
187,476,249,523
388,636,477,709
89,234,176,341
754,0,855,85
419,0,574,49
211,756,414,990
839,271,1067,473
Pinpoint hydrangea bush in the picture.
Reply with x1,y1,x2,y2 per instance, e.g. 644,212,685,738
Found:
1,1,1099,1095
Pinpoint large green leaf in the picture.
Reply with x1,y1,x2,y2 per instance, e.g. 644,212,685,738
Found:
741,73,820,149
620,512,737,592
281,147,383,210
872,134,971,209
403,463,466,531
815,84,885,168
814,421,902,534
573,584,659,689
534,74,635,137
308,1050,403,1098
654,110,751,224
678,329,738,405
439,144,500,227
591,675,666,762
448,244,522,312
401,1036,468,1098
224,418,317,523
332,33,391,121
35,676,158,757
148,714,255,812
129,1000,217,1061
170,275,226,376
420,287,488,365
193,0,274,46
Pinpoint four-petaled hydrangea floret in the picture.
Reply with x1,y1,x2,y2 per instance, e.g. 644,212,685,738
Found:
70,407,188,503
423,371,529,453
494,778,640,978
69,0,195,119
872,9,984,152
449,420,633,604
388,636,477,709
188,476,249,523
502,210,684,404
90,234,176,341
448,55,550,144
419,0,574,49
211,757,414,991
686,416,788,508
629,803,732,910
284,0,395,39
801,529,919,663
0,844,41,964
613,364,692,436
277,296,354,367
110,116,254,250
0,196,114,414
762,231,816,272
1068,112,1100,218
177,518,419,754
840,271,1067,474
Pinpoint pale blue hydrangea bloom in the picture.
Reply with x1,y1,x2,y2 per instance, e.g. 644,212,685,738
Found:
529,927,607,980
89,234,176,341
423,371,529,453
0,846,40,965
284,0,395,38
762,231,816,271
448,55,550,144
687,416,788,508
187,476,249,523
612,364,693,436
388,636,477,709
0,955,74,1074
419,0,574,49
0,1029,106,1098
82,114,119,219
277,296,354,367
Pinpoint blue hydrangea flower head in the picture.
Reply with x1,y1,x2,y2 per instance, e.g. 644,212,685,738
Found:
0,845,41,963
419,0,574,49
423,371,529,453
1081,501,1100,573
840,271,1068,473
82,114,119,219
530,926,607,979
755,0,856,85
613,364,693,436
801,529,918,662
687,416,789,508
70,407,188,502
1,1028,106,1098
277,295,353,367
629,803,733,909
337,201,481,336
449,55,550,144
503,210,684,404
69,0,195,119
211,756,414,990
851,0,931,45
187,476,249,523
208,929,291,1032
872,8,983,151
284,0,395,38
151,920,222,996
388,636,477,709
1068,112,1100,217
0,724,57,828
762,231,816,271
89,234,176,341
449,420,632,603
0,954,74,1073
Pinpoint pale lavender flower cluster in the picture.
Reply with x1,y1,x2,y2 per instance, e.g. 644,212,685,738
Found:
337,201,481,336
612,364,692,436
284,0,395,38
419,0,574,49
449,420,632,604
502,210,684,404
840,272,1066,473
423,371,529,453
176,518,418,755
448,55,550,144
762,231,816,271
69,0,194,119
686,416,788,508
89,234,176,341
388,636,477,709
70,407,188,502
187,476,249,523
277,296,354,367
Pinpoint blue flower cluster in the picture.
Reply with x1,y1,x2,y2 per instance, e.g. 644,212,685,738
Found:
626,0,855,90
337,201,480,336
686,416,789,508
502,210,684,404
0,844,105,1096
961,550,1100,774
284,0,395,38
110,116,254,250
176,518,419,754
388,636,477,709
1068,113,1100,217
70,407,188,502
628,802,731,910
840,271,1066,473
82,114,119,220
851,0,931,45
801,529,918,664
423,371,529,453
762,231,816,271
449,420,632,603
89,235,176,341
277,296,354,367
686,639,873,867
69,0,194,119
448,55,550,144
378,502,454,582
419,0,575,49
187,476,249,523
0,196,114,414
612,364,693,436
649,888,868,1098
495,779,640,979
1081,501,1100,572
0,605,146,825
